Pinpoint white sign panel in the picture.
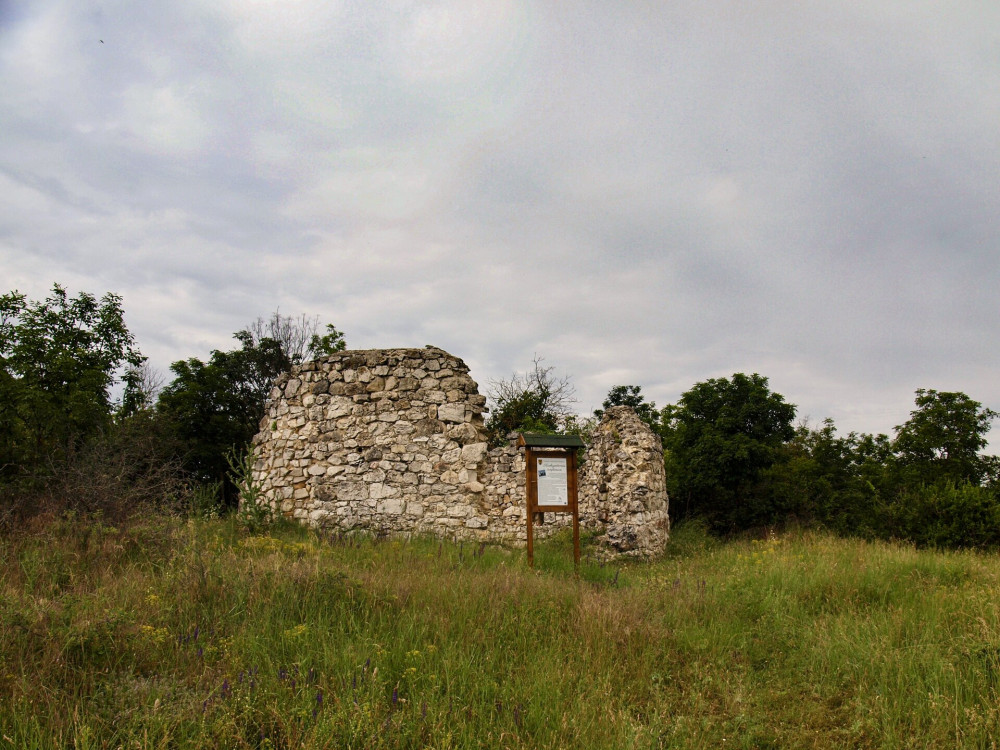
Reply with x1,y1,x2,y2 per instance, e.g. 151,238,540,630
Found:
536,456,569,506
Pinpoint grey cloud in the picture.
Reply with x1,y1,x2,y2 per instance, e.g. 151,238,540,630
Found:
1,0,999,446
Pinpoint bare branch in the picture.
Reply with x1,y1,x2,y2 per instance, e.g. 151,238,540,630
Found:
244,311,323,365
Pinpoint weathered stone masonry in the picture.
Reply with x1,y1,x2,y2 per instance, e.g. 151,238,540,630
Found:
252,347,669,556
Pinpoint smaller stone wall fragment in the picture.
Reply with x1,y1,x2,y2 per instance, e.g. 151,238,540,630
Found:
579,406,671,556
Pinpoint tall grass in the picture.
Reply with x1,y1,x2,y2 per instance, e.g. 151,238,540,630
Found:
2,515,1000,748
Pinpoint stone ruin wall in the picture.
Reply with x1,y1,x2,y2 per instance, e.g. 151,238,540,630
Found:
252,346,669,556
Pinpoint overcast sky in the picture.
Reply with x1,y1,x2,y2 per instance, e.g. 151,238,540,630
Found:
2,1,999,443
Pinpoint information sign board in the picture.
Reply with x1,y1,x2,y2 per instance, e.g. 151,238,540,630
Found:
519,437,581,570
536,456,569,507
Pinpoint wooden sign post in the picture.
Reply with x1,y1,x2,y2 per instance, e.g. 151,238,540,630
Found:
519,433,585,569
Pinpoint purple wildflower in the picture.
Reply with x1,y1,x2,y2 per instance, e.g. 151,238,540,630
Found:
391,686,398,705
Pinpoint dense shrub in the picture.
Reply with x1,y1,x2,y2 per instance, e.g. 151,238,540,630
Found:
0,410,187,530
885,482,1000,550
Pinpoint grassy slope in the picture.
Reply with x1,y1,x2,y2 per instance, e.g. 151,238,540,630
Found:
2,516,1000,749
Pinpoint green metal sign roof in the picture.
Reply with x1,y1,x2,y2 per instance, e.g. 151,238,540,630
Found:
518,433,586,449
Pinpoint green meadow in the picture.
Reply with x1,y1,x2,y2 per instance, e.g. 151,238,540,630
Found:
3,515,1000,749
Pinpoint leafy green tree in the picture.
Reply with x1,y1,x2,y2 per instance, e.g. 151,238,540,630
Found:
485,357,575,446
158,313,345,503
892,389,997,486
0,284,142,481
595,385,661,434
664,373,796,530
158,335,288,492
757,420,886,536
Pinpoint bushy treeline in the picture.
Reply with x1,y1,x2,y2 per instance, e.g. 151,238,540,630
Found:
0,284,344,526
4,283,1000,550
484,360,1000,549
593,378,1000,549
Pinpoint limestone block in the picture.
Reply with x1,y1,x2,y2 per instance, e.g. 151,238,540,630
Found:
326,398,353,419
406,502,424,517
370,482,399,499
460,442,488,464
378,498,405,515
466,516,488,529
336,481,369,502
446,423,480,444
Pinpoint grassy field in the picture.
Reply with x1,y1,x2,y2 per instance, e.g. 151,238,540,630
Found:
2,515,1000,749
